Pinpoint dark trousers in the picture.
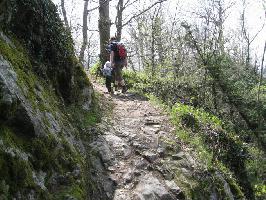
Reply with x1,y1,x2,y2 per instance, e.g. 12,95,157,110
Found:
105,76,112,92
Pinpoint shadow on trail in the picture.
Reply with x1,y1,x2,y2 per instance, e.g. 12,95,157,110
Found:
111,92,148,102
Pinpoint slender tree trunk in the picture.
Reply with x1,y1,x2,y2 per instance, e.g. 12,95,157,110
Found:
61,0,70,30
137,21,145,70
151,19,155,76
246,39,250,67
87,34,94,69
79,0,89,65
257,41,266,102
99,0,110,65
150,6,161,77
217,0,224,54
115,0,123,41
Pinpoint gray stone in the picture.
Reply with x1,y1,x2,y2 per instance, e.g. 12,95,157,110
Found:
135,158,149,170
113,189,132,200
215,172,234,200
132,141,146,150
123,169,134,184
4,146,29,161
144,119,160,126
134,173,175,200
72,168,81,179
0,31,15,48
134,170,141,177
107,166,116,173
155,166,175,180
165,180,181,195
45,112,62,135
27,190,37,200
123,148,132,158
143,151,158,163
172,152,185,160
157,147,166,157
32,171,47,191
90,136,115,166
0,55,47,137
81,87,93,111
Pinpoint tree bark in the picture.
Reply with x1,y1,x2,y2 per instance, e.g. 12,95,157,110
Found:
217,0,225,54
79,0,89,65
257,41,266,102
99,0,110,65
150,7,161,77
115,0,123,41
61,0,70,30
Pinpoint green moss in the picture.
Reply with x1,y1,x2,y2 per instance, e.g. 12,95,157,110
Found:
0,122,89,198
0,37,38,108
227,178,245,199
0,36,61,115
0,2,95,198
0,180,9,200
53,184,86,200
0,126,35,196
67,91,102,132
31,135,58,171
0,125,33,162
30,133,84,176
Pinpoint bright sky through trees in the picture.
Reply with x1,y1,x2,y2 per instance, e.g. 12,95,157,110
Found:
52,0,265,59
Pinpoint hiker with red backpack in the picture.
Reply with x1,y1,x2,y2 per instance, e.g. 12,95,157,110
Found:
109,36,128,93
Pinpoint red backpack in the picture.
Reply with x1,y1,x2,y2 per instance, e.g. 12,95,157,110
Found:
116,42,127,60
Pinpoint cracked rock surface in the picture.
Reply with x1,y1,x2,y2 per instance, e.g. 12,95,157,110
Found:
90,83,189,200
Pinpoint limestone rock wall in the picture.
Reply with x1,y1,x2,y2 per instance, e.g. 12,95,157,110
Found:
0,0,96,199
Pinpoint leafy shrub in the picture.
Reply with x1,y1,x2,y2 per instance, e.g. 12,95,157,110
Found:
89,61,101,76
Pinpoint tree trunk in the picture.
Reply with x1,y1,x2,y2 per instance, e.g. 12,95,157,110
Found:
87,34,94,69
61,0,70,30
115,0,123,41
150,7,161,77
151,20,155,76
79,0,89,66
99,0,110,65
257,41,266,103
217,0,224,54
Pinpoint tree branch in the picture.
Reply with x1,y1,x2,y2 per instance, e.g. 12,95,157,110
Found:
122,0,168,27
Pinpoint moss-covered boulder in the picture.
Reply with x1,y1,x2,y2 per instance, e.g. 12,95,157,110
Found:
0,0,98,199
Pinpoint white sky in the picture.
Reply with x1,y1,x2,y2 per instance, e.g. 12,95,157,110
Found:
52,0,266,60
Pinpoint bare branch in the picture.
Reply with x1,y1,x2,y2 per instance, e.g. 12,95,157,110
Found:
250,22,265,43
88,29,99,32
87,0,109,13
124,0,139,9
87,6,99,13
122,0,168,27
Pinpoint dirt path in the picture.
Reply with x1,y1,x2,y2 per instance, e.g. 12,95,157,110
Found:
90,83,191,200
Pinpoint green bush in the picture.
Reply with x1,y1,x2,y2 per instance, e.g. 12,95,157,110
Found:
89,61,101,76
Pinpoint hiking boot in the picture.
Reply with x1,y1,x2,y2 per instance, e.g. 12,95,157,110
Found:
122,85,128,93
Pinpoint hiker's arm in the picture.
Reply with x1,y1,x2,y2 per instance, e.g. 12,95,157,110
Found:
110,51,115,67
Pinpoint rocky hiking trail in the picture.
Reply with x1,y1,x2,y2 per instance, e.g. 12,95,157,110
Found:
90,82,196,200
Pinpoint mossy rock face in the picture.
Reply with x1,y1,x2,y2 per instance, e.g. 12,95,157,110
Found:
0,0,97,198
0,124,88,199
0,0,93,105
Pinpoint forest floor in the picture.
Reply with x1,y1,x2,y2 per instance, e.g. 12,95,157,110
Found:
90,80,196,200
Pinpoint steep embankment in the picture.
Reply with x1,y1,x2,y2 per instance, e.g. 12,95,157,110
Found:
90,83,245,200
0,0,98,199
